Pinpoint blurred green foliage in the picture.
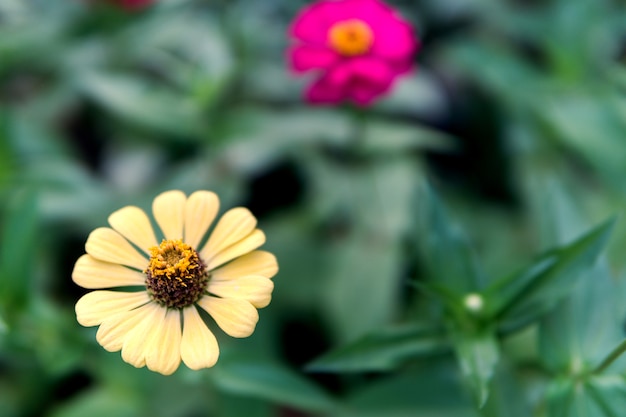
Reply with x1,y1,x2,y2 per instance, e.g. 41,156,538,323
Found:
1,0,626,416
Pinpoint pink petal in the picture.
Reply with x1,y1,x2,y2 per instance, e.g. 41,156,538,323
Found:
288,45,339,73
370,19,419,61
304,57,398,106
387,57,415,76
289,1,342,44
347,80,392,106
349,57,394,86
289,0,386,44
306,75,347,105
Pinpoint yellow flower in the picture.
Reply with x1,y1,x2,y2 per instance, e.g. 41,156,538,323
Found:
72,190,278,375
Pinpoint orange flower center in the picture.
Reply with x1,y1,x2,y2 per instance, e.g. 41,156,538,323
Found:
328,19,374,56
145,239,209,309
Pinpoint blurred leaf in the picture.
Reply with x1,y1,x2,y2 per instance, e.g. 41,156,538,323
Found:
307,324,448,373
49,387,141,417
325,232,403,341
211,359,336,413
587,375,626,416
536,92,626,190
78,72,203,138
415,183,486,294
220,107,349,173
481,362,532,417
539,259,626,375
451,328,499,408
312,157,420,340
361,119,455,155
339,362,477,417
0,112,15,188
484,216,615,333
0,190,39,317
545,376,624,417
377,70,450,119
535,179,592,247
220,107,453,174
441,39,540,106
0,19,66,74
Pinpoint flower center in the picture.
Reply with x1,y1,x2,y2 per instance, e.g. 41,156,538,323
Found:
328,19,374,56
145,239,209,309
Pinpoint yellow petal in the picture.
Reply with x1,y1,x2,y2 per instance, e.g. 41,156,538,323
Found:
197,296,258,338
72,255,146,289
153,190,186,241
184,191,219,249
108,206,158,254
75,290,150,327
96,302,156,352
145,309,182,375
200,207,257,262
85,227,148,271
211,250,278,281
181,306,219,370
207,229,266,271
122,303,167,369
208,275,274,308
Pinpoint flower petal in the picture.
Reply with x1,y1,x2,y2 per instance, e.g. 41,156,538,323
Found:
153,190,186,241
96,302,156,352
122,303,167,369
208,275,274,308
108,206,158,255
211,250,279,281
200,208,257,262
370,18,417,61
145,309,182,375
197,296,258,338
75,290,150,327
306,75,347,104
289,1,338,44
181,306,219,370
288,45,339,73
207,229,266,271
85,227,148,270
72,254,146,289
184,190,219,249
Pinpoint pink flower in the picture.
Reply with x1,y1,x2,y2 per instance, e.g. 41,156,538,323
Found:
288,0,419,106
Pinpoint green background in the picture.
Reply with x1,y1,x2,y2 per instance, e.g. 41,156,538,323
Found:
1,0,626,416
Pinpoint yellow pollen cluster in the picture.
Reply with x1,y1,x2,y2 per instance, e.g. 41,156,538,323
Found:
147,239,199,286
328,19,374,57
145,239,208,309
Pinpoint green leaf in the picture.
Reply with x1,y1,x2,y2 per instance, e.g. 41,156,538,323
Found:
78,72,203,138
210,359,336,413
484,216,616,333
539,260,626,374
415,183,486,294
451,328,500,408
306,324,448,373
587,375,626,417
339,362,477,417
546,377,620,417
536,92,626,188
481,362,533,417
49,388,141,417
0,190,39,317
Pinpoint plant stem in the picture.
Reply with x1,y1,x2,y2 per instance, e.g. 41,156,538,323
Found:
347,105,368,149
593,338,626,375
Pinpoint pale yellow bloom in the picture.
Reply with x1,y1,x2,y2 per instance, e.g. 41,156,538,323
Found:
72,190,278,375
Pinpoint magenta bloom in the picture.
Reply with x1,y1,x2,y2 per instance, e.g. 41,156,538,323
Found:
288,0,419,106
